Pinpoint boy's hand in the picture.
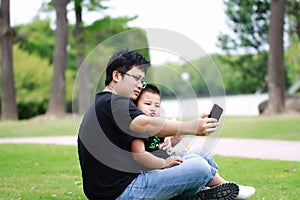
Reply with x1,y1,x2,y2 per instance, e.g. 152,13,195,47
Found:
164,156,183,168
159,137,172,152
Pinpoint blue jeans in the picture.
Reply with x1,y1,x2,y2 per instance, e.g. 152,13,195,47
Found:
116,155,217,200
173,148,219,171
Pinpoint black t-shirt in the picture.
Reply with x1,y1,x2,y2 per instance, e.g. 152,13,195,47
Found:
78,92,146,200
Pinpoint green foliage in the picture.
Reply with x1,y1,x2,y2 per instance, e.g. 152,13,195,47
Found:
15,18,55,65
82,0,108,11
149,55,227,98
219,0,270,53
13,46,51,119
285,36,300,85
215,53,268,93
13,15,146,118
149,63,183,98
150,53,267,96
188,56,225,96
286,0,300,39
216,0,271,93
218,0,300,94
70,16,139,56
13,46,75,119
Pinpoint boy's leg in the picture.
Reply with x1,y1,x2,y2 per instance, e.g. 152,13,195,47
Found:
208,172,227,187
189,148,219,170
188,149,228,187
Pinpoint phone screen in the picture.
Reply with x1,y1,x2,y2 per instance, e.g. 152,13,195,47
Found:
208,104,223,121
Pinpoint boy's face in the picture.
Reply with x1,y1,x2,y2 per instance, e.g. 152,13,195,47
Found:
136,91,160,117
116,66,145,100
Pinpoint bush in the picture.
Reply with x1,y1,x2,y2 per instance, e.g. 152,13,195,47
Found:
13,46,75,119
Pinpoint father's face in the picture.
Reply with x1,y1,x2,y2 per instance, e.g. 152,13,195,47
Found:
117,66,145,100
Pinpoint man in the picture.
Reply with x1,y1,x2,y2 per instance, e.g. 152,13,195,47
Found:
78,50,239,199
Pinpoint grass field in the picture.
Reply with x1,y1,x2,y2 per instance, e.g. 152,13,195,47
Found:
0,144,299,200
220,115,300,140
0,144,85,200
0,115,299,199
0,118,78,138
0,115,299,141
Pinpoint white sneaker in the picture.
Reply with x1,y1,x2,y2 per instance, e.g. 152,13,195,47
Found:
236,185,256,199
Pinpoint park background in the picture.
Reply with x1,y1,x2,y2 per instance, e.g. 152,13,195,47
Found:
1,0,300,199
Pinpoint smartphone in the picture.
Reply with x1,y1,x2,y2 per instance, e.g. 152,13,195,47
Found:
208,104,223,121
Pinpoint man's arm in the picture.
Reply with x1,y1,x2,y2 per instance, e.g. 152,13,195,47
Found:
130,114,218,137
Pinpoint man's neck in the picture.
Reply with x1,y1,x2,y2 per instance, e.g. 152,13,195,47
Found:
103,85,118,94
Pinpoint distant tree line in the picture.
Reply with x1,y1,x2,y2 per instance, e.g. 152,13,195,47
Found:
0,0,299,120
0,0,149,120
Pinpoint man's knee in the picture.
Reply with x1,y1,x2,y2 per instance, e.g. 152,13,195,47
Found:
184,157,213,177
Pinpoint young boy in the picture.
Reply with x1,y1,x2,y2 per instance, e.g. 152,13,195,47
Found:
132,84,183,168
132,84,256,199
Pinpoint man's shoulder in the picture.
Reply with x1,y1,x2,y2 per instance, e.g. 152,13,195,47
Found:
96,92,129,102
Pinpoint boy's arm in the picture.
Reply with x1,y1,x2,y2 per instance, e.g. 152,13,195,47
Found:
131,138,167,169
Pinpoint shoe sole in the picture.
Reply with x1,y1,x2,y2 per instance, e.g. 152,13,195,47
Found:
194,182,239,200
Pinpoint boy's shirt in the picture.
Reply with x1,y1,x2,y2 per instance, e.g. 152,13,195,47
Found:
144,136,170,159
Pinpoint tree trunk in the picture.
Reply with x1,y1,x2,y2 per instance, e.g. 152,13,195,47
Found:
264,0,286,115
46,0,69,117
0,0,18,120
74,0,91,115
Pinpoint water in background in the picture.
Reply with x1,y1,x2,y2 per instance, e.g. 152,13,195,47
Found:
160,93,269,118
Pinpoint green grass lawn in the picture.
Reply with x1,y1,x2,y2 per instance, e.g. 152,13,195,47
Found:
0,118,79,138
0,144,299,199
220,115,300,140
0,144,85,200
0,116,299,199
0,115,299,140
214,156,300,200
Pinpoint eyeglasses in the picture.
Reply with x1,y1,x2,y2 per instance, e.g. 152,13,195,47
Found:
119,72,147,89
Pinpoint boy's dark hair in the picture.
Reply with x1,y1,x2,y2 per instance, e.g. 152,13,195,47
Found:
134,84,160,105
105,50,150,86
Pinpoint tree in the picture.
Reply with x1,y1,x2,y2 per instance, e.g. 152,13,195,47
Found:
219,0,299,114
71,0,147,115
46,0,70,117
73,0,88,115
0,0,18,120
218,0,270,93
263,0,286,114
73,0,107,115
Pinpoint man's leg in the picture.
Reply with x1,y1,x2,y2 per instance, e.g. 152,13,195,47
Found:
117,157,214,200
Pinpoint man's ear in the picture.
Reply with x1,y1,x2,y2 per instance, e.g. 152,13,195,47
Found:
112,70,122,83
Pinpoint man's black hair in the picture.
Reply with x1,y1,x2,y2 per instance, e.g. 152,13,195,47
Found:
105,50,150,86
